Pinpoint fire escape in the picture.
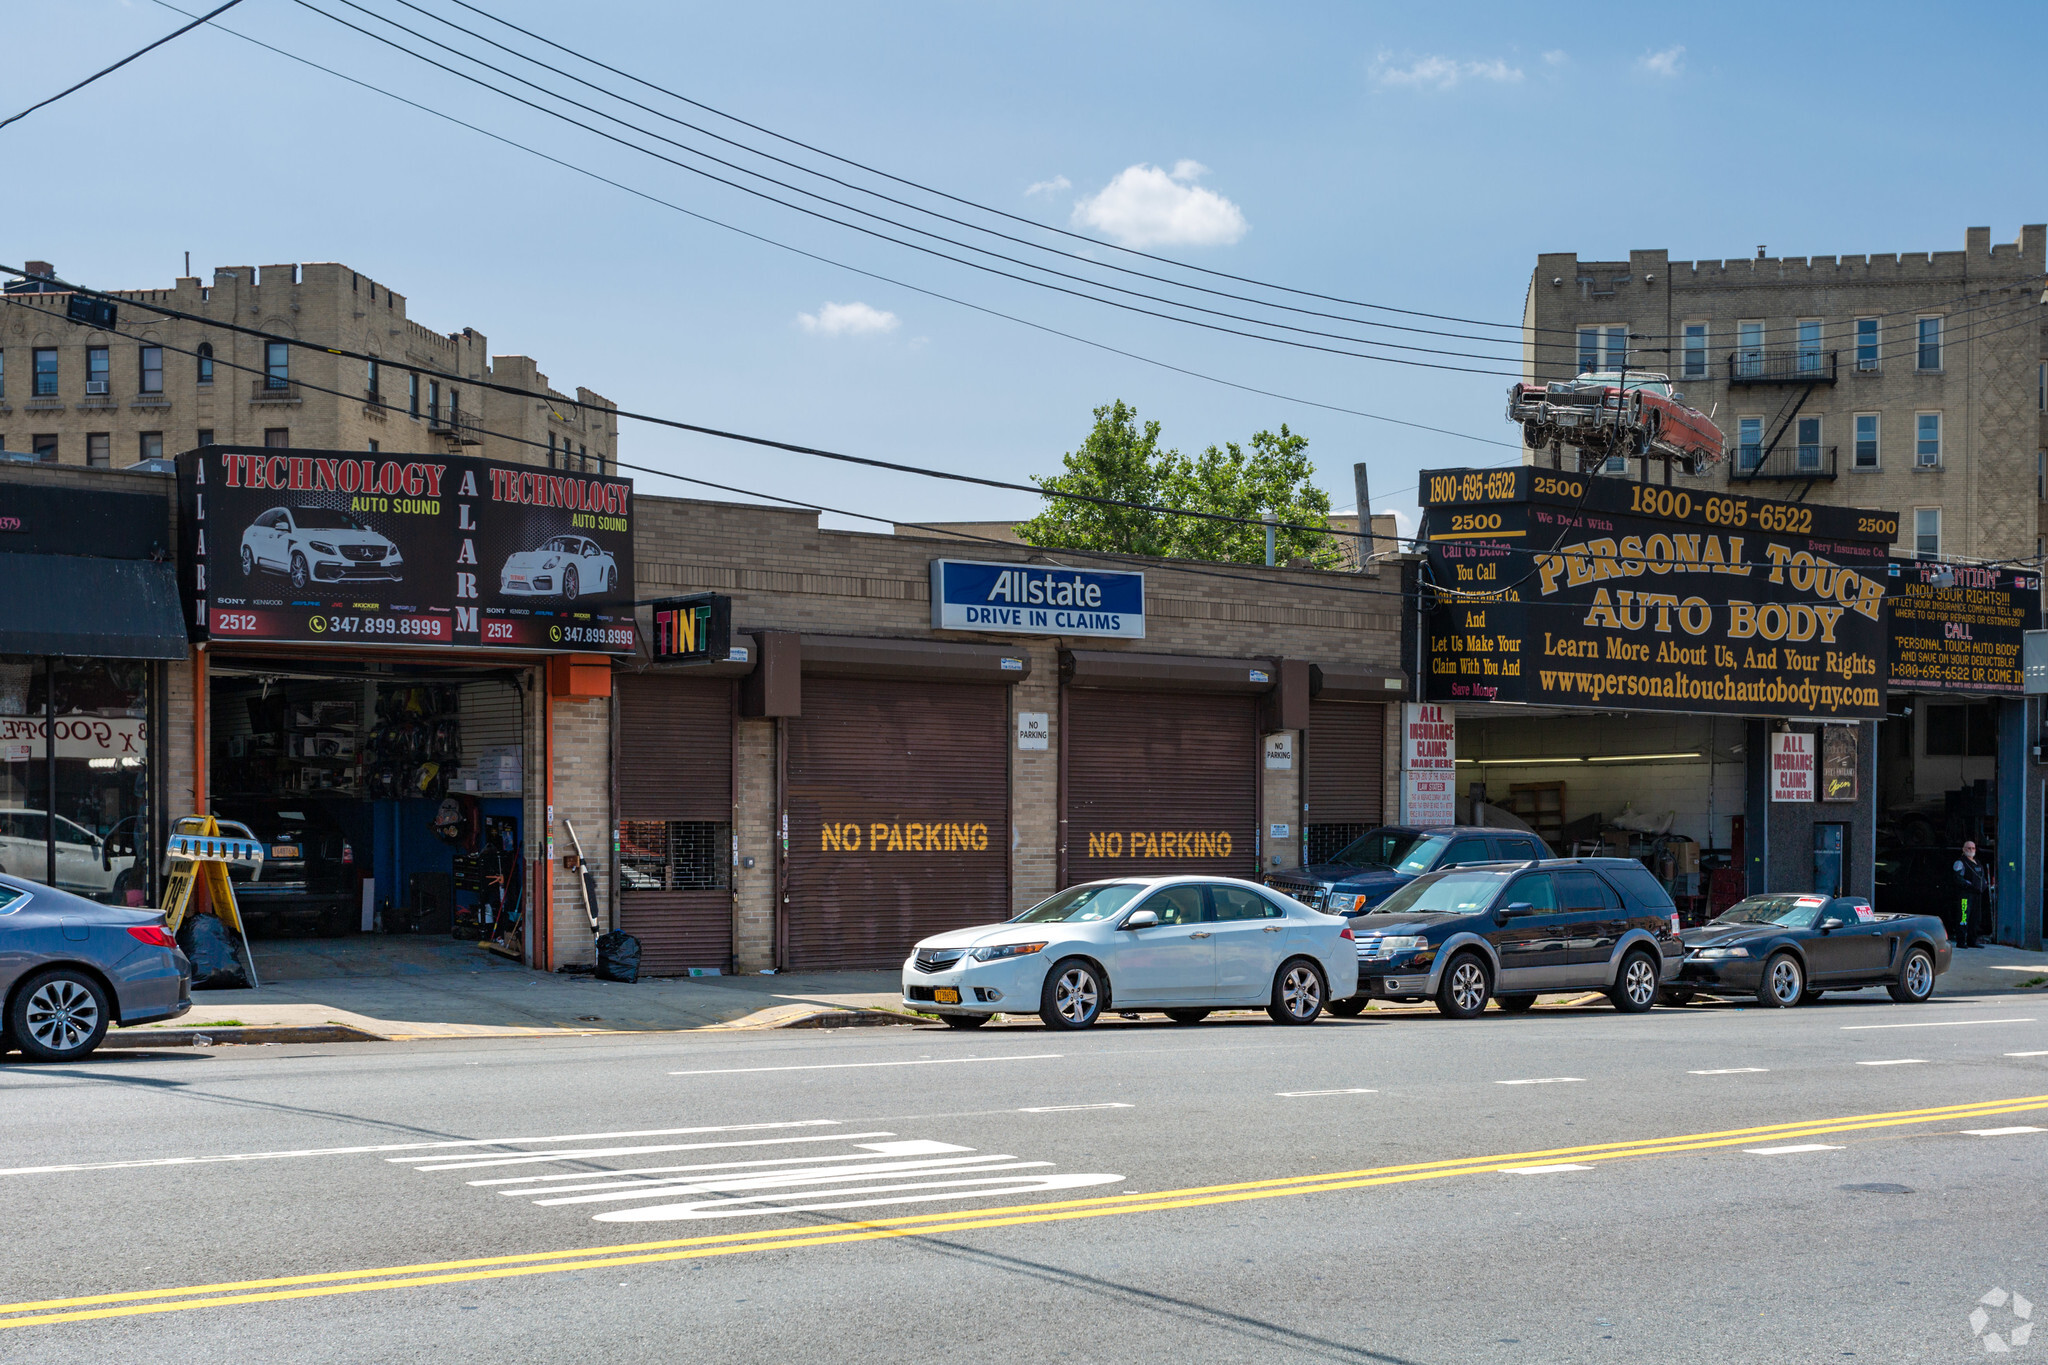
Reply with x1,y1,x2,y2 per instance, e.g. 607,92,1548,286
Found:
1725,348,1839,500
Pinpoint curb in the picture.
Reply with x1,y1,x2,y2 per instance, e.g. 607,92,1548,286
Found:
104,1024,385,1048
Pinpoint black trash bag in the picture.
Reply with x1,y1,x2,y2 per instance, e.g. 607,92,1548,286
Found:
595,932,641,984
178,914,249,990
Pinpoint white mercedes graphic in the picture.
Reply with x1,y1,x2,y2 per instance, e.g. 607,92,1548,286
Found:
239,506,402,589
499,534,617,601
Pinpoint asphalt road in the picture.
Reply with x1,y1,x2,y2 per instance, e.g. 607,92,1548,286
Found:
5,988,2048,1364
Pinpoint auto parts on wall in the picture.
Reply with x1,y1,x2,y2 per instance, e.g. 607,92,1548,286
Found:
177,446,635,652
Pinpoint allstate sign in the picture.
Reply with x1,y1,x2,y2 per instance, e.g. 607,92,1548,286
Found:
930,559,1145,638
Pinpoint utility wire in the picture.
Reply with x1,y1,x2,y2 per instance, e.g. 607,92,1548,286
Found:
0,0,247,133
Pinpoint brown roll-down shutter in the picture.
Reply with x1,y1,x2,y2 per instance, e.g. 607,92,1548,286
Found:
1064,688,1258,884
615,673,734,974
783,678,1009,971
1305,700,1386,866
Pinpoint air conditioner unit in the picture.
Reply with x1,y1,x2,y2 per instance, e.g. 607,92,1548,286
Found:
85,380,108,395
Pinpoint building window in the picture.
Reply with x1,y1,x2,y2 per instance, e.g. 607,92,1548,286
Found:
1916,412,1942,467
1576,325,1627,373
619,821,731,892
1737,417,1764,470
138,432,163,462
2040,450,2046,502
1681,323,1707,378
86,347,109,395
547,432,557,468
367,439,379,454
196,342,214,386
1914,507,1941,560
1737,321,1764,377
197,428,214,448
1577,327,1599,373
0,348,6,399
408,371,419,417
1854,414,1879,470
32,348,57,396
1795,416,1822,470
428,380,440,421
86,434,110,468
139,345,163,394
32,434,57,462
366,358,380,402
1916,316,1942,371
578,442,588,472
1796,320,1823,375
1856,317,1880,372
264,341,290,390
264,428,289,448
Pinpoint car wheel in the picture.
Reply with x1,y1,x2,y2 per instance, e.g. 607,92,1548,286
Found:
1327,998,1368,1019
940,1014,989,1030
1609,949,1660,1014
1756,952,1804,1008
605,567,616,593
1888,947,1937,1004
1495,993,1538,1014
9,968,111,1063
1658,987,1696,1008
1435,952,1491,1020
1165,1009,1210,1025
240,544,255,577
563,565,579,602
1267,959,1326,1025
1522,419,1546,449
1039,958,1104,1031
290,552,309,590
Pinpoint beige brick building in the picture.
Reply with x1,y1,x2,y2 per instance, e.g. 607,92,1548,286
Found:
1,260,615,473
1523,226,2048,564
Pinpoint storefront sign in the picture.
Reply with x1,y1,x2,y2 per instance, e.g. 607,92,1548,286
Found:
1821,725,1858,802
0,715,147,764
1419,468,1892,719
177,447,635,653
1400,702,1456,825
930,560,1144,638
649,593,731,663
1770,731,1816,801
1016,711,1049,750
1885,561,2040,694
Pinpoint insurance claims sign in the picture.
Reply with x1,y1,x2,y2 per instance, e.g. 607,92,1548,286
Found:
930,560,1144,638
1420,468,1895,719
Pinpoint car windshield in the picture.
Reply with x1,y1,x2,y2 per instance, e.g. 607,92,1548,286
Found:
1394,835,1451,875
541,537,579,552
1576,371,1673,396
1012,883,1147,923
293,508,369,530
1716,895,1826,929
1331,829,1418,869
1371,870,1507,917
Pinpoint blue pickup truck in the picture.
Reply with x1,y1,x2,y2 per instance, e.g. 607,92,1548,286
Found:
1266,825,1552,916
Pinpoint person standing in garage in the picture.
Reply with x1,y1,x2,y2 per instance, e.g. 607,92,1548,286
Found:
1951,839,1988,947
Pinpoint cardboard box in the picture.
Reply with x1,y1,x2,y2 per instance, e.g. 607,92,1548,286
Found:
1668,838,1700,875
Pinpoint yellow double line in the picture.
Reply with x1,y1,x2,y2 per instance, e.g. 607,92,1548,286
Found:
6,1092,2045,1331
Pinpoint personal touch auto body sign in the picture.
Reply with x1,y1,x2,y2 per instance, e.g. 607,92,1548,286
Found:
1419,468,1896,718
177,446,635,652
930,560,1144,638
1884,561,2040,694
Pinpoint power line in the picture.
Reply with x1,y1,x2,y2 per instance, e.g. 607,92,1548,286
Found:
0,0,247,133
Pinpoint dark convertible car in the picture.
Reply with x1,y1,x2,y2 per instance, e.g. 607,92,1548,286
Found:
1668,893,1950,1008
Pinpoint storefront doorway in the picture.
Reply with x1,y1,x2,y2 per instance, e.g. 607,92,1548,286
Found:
1875,693,2000,937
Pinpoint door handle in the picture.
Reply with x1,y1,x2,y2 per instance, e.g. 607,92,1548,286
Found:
1188,931,1212,939
1262,926,1284,933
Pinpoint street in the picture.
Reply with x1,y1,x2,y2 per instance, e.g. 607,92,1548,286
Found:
6,992,2047,1362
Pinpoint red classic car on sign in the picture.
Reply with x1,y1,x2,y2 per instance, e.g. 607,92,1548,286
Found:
1507,372,1724,474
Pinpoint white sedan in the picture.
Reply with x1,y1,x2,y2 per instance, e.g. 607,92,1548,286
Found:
902,876,1359,1031
499,535,617,601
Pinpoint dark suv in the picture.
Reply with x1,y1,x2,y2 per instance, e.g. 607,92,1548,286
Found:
209,801,356,935
1329,858,1685,1020
1268,826,1552,917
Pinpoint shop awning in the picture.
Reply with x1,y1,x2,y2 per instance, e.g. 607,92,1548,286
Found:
0,553,188,659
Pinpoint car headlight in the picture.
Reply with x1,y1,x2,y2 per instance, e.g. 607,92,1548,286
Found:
308,541,337,554
543,556,561,569
1345,894,1379,913
970,941,1047,962
387,549,402,562
1693,946,1750,958
1375,936,1428,952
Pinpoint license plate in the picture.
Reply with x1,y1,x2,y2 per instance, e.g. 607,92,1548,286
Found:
934,987,961,1004
272,844,300,858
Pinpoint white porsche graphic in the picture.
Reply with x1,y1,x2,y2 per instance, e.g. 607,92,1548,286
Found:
239,506,403,588
499,535,617,601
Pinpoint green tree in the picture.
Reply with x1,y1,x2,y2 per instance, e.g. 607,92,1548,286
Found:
1014,401,1340,565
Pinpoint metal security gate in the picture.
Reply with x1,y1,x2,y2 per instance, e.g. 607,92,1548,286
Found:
615,673,733,974
784,678,1009,971
1063,688,1258,884
1305,700,1386,865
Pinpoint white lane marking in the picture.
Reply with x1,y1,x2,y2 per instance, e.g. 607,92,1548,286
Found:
401,1131,898,1172
591,1171,1125,1223
1276,1089,1378,1097
1689,1068,1770,1075
1856,1059,1928,1067
0,1121,839,1179
467,1142,966,1187
1018,1103,1134,1113
1746,1144,1844,1155
1500,1163,1593,1175
669,1054,1062,1076
1963,1127,2047,1137
1496,1077,1585,1086
2006,1051,2048,1058
1841,1018,2036,1031
531,1156,1047,1206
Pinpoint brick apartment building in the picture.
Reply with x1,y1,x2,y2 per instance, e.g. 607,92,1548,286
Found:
1,260,615,472
1523,226,2048,564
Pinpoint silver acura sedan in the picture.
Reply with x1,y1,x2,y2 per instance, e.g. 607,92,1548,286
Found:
903,876,1360,1030
0,872,192,1062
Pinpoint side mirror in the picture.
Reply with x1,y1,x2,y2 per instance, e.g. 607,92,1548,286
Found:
1498,902,1535,919
102,841,113,871
1122,909,1159,930
1820,917,1845,932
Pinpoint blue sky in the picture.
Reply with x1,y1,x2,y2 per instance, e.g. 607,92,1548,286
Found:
10,1,2046,536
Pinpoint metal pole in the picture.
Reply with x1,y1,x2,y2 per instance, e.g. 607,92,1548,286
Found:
1352,462,1372,572
45,656,56,887
1263,509,1278,567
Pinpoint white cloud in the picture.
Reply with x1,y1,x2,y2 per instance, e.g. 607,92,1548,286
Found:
1070,160,1248,249
796,301,899,337
1024,175,1071,198
1370,52,1523,90
1640,45,1685,77
1380,508,1417,543
1542,50,1568,66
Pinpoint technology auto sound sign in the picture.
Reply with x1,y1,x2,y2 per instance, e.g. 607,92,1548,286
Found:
178,446,635,653
930,559,1144,638
1419,467,1895,719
